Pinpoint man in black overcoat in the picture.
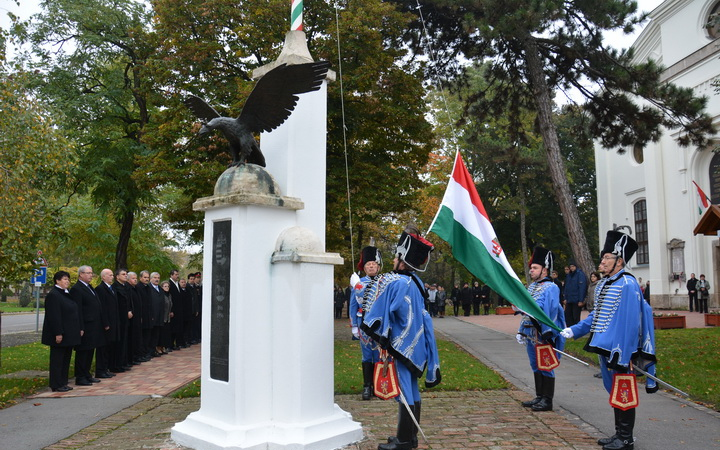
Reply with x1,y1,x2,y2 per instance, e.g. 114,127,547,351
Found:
127,272,147,364
71,265,105,386
180,277,193,347
42,270,82,392
95,268,119,378
149,272,165,356
138,271,154,358
168,269,184,349
112,268,133,370
192,272,203,344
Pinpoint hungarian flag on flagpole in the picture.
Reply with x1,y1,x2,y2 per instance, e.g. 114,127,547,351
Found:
428,151,561,331
693,180,711,215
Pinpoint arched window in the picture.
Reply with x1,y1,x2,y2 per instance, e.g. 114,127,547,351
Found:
634,200,649,265
709,152,720,204
707,1,720,39
632,144,644,164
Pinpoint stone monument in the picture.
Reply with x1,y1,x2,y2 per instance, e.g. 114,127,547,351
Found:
171,31,363,450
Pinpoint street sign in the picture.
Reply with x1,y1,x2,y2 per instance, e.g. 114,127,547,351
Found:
31,267,47,284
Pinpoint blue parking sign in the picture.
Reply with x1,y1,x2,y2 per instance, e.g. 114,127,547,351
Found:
31,267,47,284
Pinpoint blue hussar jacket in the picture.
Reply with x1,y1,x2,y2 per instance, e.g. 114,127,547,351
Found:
518,277,566,351
570,269,657,380
350,275,379,328
361,271,441,387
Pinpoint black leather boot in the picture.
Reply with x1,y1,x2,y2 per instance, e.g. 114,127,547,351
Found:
379,404,414,450
389,401,420,448
531,376,554,411
362,362,374,400
602,408,635,450
598,408,621,445
522,372,543,407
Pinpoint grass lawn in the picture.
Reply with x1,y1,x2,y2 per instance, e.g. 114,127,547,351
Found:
0,342,51,408
563,327,720,410
0,302,39,313
172,338,508,399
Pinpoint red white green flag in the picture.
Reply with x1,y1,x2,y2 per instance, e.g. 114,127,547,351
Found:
693,180,711,215
428,151,561,331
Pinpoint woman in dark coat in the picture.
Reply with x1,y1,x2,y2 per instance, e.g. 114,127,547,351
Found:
160,281,174,353
42,271,82,392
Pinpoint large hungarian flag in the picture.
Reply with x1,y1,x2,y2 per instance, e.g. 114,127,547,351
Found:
428,151,561,331
693,180,711,215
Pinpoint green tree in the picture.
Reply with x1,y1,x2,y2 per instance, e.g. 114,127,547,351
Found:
150,0,435,277
388,0,714,276
16,0,165,271
0,74,74,282
39,194,177,274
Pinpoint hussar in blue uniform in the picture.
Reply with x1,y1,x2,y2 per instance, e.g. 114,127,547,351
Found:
361,227,441,450
349,244,383,400
517,246,566,411
561,231,657,450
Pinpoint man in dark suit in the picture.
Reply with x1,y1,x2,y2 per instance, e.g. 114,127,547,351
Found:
112,268,132,370
192,272,203,344
95,268,119,378
149,272,165,356
180,277,193,347
138,271,154,358
71,265,106,386
167,269,184,349
126,272,148,364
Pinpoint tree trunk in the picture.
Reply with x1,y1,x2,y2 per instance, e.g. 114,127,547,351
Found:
115,210,135,271
522,37,595,277
519,187,530,283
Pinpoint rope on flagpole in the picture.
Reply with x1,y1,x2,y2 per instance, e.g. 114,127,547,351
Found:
334,2,356,270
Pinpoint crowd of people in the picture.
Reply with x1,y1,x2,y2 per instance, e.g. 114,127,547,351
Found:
41,266,203,392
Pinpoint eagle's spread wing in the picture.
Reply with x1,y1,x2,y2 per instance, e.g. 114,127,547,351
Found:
184,95,222,122
239,61,330,133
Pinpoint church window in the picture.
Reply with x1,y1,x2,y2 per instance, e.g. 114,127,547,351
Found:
634,200,649,265
707,1,720,39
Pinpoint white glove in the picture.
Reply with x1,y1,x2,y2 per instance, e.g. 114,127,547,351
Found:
560,327,574,339
511,305,519,312
350,273,361,288
352,326,359,339
515,333,525,345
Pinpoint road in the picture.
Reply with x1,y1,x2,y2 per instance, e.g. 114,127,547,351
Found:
0,312,44,334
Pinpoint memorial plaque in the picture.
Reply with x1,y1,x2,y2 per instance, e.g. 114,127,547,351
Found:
210,220,231,381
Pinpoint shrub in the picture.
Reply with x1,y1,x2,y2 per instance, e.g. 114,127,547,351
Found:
18,284,33,308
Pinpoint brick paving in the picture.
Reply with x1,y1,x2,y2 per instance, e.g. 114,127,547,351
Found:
28,312,713,449
43,391,600,450
32,345,200,399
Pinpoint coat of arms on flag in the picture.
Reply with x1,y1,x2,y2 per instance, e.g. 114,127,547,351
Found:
609,373,639,411
427,151,562,331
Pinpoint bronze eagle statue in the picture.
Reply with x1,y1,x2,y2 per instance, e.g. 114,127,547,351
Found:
184,61,331,167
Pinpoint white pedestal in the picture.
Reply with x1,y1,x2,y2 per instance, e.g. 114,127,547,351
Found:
172,167,362,450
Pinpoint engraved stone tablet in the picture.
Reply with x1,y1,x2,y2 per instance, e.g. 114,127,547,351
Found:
210,220,231,381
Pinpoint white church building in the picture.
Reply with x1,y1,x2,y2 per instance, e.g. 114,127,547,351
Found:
595,0,720,309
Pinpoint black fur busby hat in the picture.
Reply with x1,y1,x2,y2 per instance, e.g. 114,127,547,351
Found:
601,230,638,263
530,246,554,272
357,246,382,271
396,230,434,272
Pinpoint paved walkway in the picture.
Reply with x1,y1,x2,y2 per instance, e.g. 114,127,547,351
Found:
0,312,718,450
32,346,201,399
